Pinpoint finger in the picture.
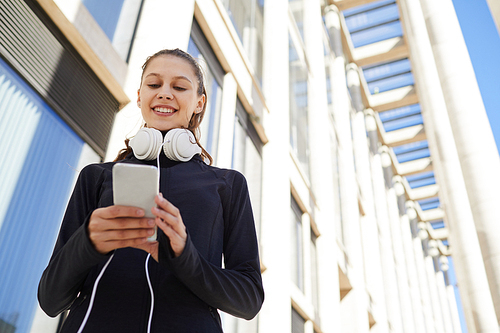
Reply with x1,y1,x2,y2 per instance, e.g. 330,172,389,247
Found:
112,217,156,230
151,206,176,224
153,195,185,235
155,217,186,257
92,227,155,243
89,217,154,236
97,205,145,219
154,194,179,215
155,216,186,242
152,207,186,237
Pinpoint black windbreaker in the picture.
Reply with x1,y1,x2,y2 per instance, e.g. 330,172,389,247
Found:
38,153,264,332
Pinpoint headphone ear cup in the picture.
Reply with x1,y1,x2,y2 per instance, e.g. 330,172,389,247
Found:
129,128,163,160
163,129,202,162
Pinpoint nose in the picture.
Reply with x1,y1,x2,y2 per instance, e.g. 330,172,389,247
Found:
157,89,173,100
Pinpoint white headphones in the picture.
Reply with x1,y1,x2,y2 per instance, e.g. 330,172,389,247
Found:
129,128,201,161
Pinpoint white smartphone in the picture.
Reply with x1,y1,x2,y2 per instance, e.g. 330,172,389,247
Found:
112,163,159,241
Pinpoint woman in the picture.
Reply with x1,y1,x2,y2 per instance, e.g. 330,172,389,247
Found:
38,49,264,332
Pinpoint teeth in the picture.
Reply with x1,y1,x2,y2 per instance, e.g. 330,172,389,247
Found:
154,107,175,113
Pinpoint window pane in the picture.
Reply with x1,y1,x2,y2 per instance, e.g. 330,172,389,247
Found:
188,36,224,162
363,58,411,81
289,0,304,41
379,104,423,132
345,3,399,33
344,0,402,48
351,21,403,47
82,0,143,61
291,197,304,291
310,231,320,323
291,308,305,333
82,0,125,41
0,57,84,333
222,0,264,85
232,107,263,239
289,35,310,177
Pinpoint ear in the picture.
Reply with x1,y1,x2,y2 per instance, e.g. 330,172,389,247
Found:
137,89,141,108
195,94,206,114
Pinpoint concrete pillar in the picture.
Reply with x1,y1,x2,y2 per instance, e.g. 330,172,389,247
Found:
413,225,437,333
436,270,455,333
447,283,464,333
400,0,499,330
304,2,341,331
418,0,500,323
373,148,404,332
425,247,446,333
324,6,368,332
347,66,389,333
400,207,427,333
258,0,292,331
389,178,416,333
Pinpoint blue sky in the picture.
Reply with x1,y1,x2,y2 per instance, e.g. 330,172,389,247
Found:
452,0,500,155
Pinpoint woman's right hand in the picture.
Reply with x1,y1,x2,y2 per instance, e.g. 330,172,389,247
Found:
88,205,156,254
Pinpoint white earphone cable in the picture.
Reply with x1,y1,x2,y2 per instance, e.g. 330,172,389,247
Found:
156,144,163,185
145,144,162,332
77,253,115,333
145,253,154,333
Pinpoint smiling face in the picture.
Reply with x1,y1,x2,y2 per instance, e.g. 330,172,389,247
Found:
137,55,205,132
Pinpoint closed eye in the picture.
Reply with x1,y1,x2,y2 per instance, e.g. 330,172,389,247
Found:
174,86,187,91
148,84,161,88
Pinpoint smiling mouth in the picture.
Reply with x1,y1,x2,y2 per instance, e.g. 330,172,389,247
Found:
153,107,176,114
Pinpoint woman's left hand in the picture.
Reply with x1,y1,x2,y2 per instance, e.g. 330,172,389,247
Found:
134,193,187,261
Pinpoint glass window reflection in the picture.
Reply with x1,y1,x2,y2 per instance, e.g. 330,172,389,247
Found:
222,0,265,85
188,39,223,162
289,34,310,177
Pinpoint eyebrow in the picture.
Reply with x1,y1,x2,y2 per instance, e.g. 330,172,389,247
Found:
145,73,193,84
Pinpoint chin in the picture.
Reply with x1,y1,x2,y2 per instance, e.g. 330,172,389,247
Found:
146,123,172,130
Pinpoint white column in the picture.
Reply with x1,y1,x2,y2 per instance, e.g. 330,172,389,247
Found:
373,149,404,332
413,231,437,333
347,66,389,333
304,2,341,331
388,179,416,333
216,73,237,169
447,283,464,333
436,270,455,333
425,250,445,333
258,0,292,331
418,0,500,323
400,0,499,330
400,208,427,333
325,6,368,333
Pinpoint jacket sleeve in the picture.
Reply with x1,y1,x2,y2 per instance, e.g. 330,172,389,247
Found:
157,171,264,320
38,165,111,317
